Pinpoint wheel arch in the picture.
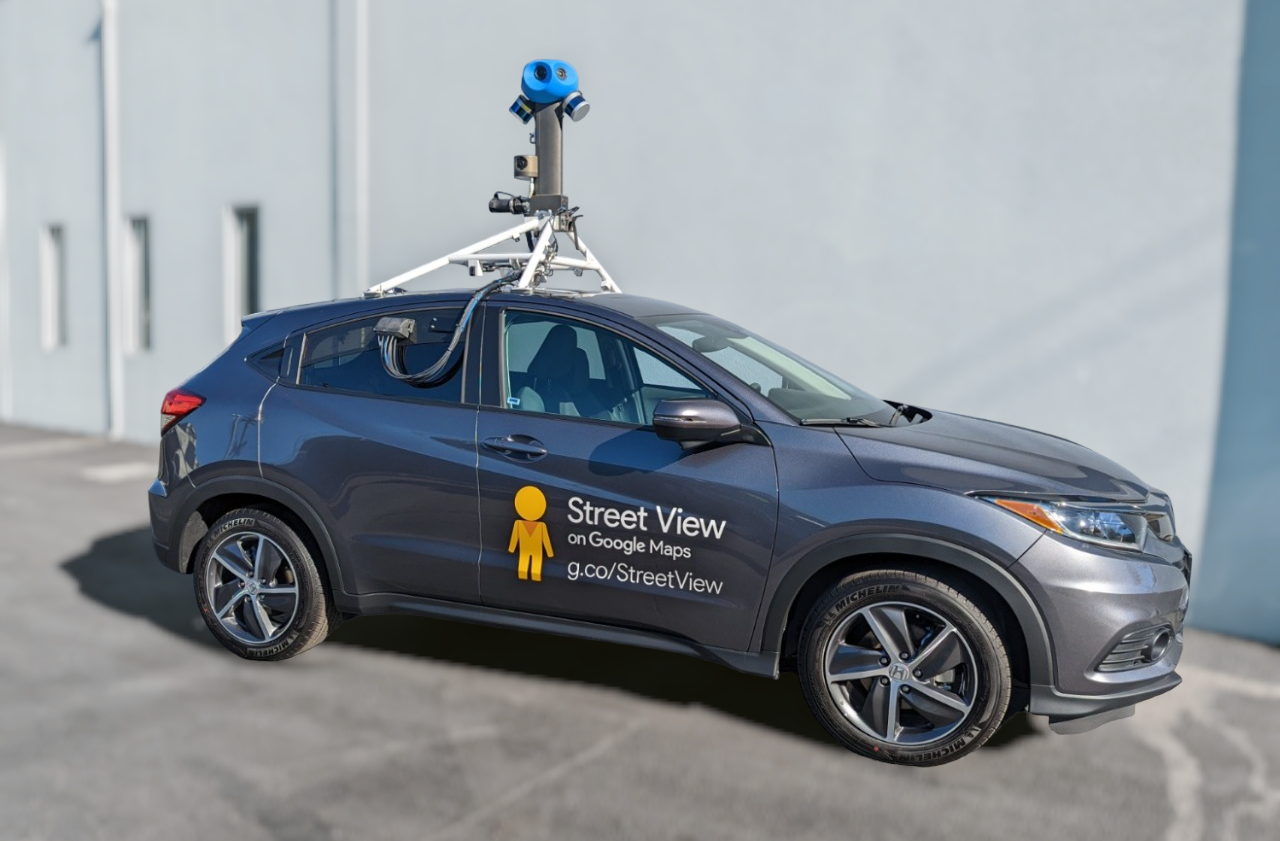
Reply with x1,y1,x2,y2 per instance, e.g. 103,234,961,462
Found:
170,476,346,598
763,535,1051,688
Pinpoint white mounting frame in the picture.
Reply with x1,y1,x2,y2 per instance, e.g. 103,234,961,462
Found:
365,213,620,296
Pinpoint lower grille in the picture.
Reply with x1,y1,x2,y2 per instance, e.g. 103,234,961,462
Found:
1098,625,1173,672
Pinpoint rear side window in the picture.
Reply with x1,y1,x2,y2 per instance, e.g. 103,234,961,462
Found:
299,308,466,403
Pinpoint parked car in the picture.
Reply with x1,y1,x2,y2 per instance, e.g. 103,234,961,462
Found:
150,287,1189,765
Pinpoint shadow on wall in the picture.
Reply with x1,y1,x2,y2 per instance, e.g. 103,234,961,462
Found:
1195,0,1280,642
62,527,1041,750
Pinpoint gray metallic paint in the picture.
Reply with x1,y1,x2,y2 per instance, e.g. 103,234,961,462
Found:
474,408,779,651
149,290,1190,726
258,388,481,602
1012,532,1188,696
837,412,1151,501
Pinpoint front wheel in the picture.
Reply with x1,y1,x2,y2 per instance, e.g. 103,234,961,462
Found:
798,569,1011,766
193,508,337,661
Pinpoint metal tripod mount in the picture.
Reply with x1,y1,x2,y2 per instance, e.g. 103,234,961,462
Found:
365,59,618,297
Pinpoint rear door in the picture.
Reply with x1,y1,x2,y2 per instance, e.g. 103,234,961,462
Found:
259,305,481,602
474,303,779,651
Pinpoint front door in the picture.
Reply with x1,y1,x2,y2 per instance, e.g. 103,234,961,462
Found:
474,305,778,651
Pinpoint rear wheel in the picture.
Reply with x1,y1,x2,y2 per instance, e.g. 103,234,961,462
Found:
798,568,1010,766
193,508,337,660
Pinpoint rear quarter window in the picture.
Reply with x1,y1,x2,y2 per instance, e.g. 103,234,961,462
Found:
299,308,466,403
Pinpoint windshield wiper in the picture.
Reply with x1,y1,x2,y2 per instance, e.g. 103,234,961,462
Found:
799,417,885,428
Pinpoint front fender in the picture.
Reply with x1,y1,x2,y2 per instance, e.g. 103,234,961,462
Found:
756,530,1053,685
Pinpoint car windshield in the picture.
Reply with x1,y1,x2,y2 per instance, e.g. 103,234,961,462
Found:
642,314,893,424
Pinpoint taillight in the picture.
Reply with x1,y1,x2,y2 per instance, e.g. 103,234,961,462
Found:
161,388,204,434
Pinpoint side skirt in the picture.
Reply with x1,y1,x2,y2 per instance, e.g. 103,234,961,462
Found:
338,592,780,679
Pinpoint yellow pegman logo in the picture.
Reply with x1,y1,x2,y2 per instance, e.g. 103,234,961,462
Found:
509,485,554,582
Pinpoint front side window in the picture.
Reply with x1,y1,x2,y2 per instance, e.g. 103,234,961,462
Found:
502,311,709,425
643,313,892,424
299,308,466,403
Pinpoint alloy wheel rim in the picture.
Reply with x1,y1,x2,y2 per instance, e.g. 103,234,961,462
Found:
823,600,978,746
203,530,300,645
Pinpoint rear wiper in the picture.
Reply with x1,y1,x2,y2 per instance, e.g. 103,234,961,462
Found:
799,417,885,428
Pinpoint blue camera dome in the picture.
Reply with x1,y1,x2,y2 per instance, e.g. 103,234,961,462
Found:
521,60,580,104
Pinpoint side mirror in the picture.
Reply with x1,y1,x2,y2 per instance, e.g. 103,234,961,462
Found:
652,398,743,445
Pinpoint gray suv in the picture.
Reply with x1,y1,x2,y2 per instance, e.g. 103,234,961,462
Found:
150,288,1189,765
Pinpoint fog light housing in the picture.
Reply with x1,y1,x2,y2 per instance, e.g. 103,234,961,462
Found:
1145,630,1171,664
1098,625,1173,672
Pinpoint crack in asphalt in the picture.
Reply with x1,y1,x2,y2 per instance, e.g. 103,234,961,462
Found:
422,717,646,841
1132,664,1280,841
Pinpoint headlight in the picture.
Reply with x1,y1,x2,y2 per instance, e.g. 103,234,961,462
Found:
984,497,1149,551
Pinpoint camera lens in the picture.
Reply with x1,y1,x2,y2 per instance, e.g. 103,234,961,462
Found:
556,67,567,80
534,64,549,81
515,156,528,169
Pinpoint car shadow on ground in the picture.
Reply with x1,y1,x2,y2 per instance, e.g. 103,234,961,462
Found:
63,527,1042,750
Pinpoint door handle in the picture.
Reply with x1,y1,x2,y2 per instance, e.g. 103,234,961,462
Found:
482,435,548,460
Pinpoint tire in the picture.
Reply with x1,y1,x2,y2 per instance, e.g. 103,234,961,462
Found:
797,568,1011,766
193,508,338,661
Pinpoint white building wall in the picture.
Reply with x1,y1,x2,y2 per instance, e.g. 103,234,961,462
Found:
1,0,112,437
113,0,334,440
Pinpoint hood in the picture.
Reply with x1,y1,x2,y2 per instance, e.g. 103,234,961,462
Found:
837,411,1150,502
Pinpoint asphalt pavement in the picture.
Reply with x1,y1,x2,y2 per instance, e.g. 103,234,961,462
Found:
2,422,1277,841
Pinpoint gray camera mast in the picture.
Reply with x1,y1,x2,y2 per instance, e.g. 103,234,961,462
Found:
365,60,618,298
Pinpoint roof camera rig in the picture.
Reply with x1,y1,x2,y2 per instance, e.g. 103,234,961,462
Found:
368,60,616,384
365,59,618,299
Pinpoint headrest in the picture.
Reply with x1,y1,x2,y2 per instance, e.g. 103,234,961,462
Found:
528,324,578,380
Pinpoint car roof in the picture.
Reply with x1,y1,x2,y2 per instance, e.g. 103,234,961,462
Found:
247,287,707,342
492,290,705,319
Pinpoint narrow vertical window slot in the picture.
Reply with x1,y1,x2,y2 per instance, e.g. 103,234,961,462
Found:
39,224,66,350
123,217,151,353
223,206,260,342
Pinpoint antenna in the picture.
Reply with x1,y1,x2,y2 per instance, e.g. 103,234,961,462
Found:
366,59,618,297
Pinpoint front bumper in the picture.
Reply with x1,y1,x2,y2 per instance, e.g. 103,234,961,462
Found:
1030,671,1181,732
1013,530,1190,722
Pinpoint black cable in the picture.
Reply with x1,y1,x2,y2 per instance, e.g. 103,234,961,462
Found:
566,208,584,253
376,276,508,386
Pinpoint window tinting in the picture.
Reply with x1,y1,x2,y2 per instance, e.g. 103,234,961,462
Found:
300,308,465,403
634,347,702,390
250,346,286,379
502,311,709,425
